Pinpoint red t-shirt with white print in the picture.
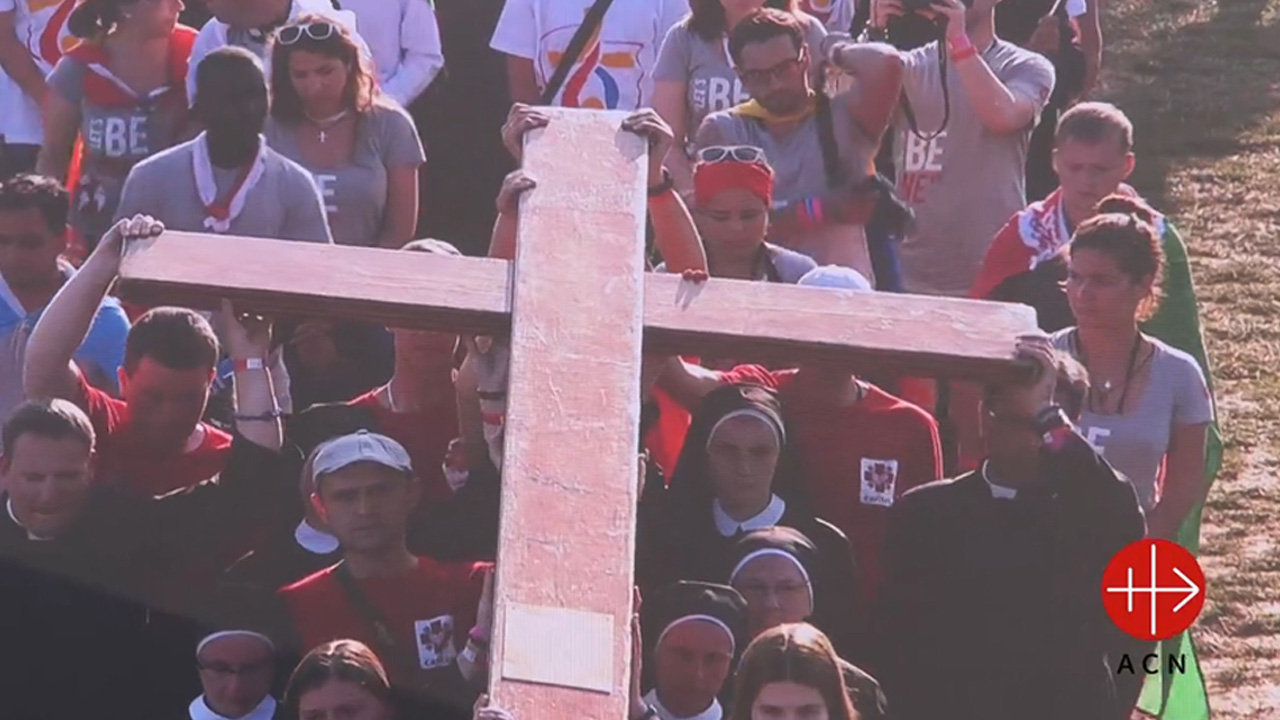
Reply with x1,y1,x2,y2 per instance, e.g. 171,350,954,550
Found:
717,365,943,617
280,558,488,689
75,369,231,495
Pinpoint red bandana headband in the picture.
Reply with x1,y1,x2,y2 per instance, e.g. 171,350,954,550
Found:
693,160,775,207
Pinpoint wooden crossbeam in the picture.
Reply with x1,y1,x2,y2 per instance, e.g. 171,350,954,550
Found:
119,237,1036,384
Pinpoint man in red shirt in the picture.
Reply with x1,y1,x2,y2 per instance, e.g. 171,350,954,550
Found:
23,217,232,495
659,266,942,626
341,238,498,561
278,430,491,718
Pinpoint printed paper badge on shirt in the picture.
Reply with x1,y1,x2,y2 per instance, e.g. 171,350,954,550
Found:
860,459,900,507
415,614,457,670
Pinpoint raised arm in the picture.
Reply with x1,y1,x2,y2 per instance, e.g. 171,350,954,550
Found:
25,216,161,401
622,109,707,274
933,0,1055,134
1078,0,1102,98
652,81,696,198
823,35,904,142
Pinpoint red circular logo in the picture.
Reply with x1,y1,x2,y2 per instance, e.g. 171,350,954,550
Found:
1101,539,1206,641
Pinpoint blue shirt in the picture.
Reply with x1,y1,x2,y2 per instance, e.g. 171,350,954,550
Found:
0,263,130,420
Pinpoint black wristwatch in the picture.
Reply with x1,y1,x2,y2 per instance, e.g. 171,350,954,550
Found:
647,168,674,198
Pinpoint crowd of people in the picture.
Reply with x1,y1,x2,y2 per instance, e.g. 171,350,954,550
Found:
0,0,1222,719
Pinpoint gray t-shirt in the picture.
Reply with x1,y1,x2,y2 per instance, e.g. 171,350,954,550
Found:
265,103,426,247
115,138,333,243
1052,330,1214,512
892,40,1055,297
694,93,879,276
654,14,827,142
48,56,188,245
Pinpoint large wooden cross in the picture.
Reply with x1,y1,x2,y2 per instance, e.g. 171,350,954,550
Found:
118,109,1036,719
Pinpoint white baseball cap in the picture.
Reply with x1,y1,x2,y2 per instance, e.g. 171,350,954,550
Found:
798,265,874,291
311,430,413,477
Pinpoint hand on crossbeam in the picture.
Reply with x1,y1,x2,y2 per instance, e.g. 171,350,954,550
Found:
218,298,272,360
496,170,536,217
621,109,675,187
501,103,550,164
98,213,165,266
472,695,514,720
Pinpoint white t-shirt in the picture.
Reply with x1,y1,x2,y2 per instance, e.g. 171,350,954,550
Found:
186,0,365,108
338,0,443,106
0,0,80,144
490,0,689,110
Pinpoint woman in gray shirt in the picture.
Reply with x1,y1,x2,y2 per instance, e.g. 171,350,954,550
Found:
652,0,827,197
264,16,425,406
265,15,426,249
1051,196,1213,541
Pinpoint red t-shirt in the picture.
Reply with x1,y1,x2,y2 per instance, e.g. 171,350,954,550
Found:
347,388,458,506
279,558,488,687
718,366,943,616
76,371,232,495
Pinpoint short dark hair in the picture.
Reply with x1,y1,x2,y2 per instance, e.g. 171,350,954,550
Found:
984,351,1091,423
195,46,267,106
689,0,796,41
67,0,143,39
2,398,95,459
0,174,69,235
728,8,805,66
1056,102,1134,153
124,307,220,375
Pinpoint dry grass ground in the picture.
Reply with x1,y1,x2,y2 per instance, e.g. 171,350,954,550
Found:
1101,0,1280,716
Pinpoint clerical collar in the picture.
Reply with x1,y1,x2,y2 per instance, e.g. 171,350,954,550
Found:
295,519,340,555
643,689,723,720
980,462,1018,500
6,498,52,541
713,495,786,538
190,694,277,720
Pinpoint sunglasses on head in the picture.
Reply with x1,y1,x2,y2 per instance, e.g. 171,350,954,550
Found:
697,145,766,165
276,21,336,46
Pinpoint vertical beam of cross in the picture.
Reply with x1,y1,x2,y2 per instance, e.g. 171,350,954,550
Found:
486,108,648,719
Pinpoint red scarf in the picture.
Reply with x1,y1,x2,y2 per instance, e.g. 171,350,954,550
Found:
65,24,197,109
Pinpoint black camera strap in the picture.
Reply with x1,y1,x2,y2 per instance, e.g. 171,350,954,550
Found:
540,0,619,104
899,34,951,143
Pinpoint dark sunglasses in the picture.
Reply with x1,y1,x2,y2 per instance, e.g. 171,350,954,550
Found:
697,145,766,165
276,21,336,46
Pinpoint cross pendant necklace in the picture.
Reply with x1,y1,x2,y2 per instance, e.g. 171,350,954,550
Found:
305,109,349,144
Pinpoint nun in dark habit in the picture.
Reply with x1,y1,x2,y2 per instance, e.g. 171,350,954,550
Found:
638,383,860,659
721,527,888,720
639,581,750,720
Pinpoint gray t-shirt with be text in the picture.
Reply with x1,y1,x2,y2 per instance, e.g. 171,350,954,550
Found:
1052,331,1214,512
266,103,426,247
115,138,333,243
654,14,827,143
48,57,188,246
892,40,1055,297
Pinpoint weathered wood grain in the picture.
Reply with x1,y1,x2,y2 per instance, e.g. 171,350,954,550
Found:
118,236,1036,384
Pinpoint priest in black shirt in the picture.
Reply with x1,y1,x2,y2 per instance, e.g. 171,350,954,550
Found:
0,217,286,720
874,333,1146,720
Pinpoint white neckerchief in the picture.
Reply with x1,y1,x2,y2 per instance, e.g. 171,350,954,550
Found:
294,519,340,555
722,36,735,71
713,494,786,537
981,461,1018,500
191,132,269,233
644,689,723,720
189,694,277,720
83,62,172,103
6,498,52,541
